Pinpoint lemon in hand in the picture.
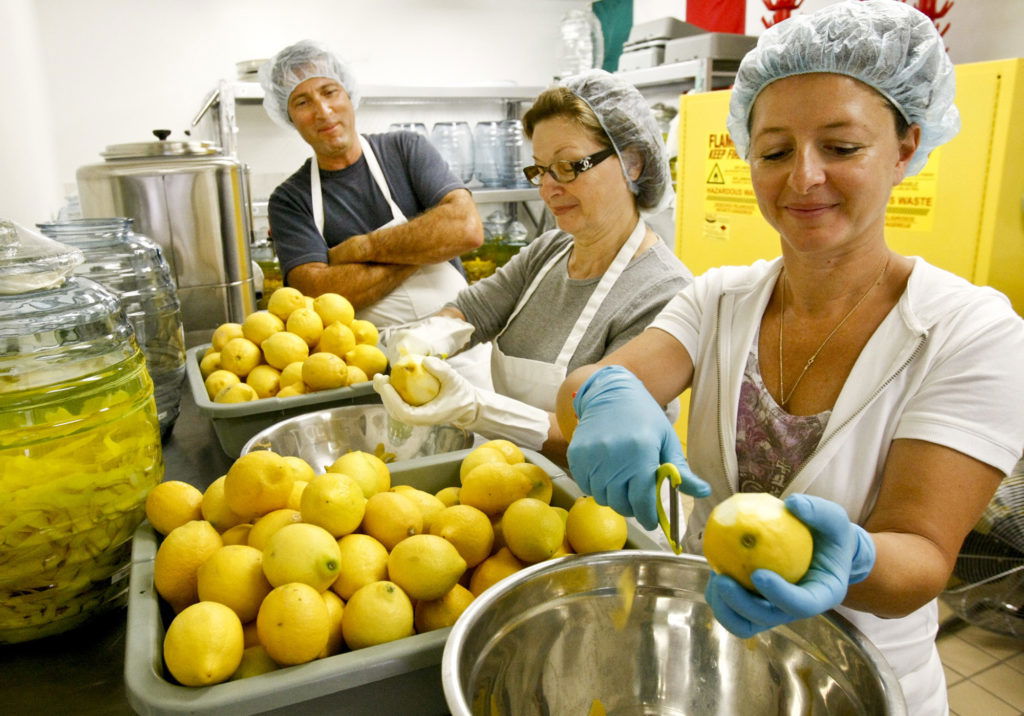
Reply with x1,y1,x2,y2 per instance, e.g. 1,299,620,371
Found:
163,601,244,686
262,522,342,591
702,493,813,591
389,354,441,406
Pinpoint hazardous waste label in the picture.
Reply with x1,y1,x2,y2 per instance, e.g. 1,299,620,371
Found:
703,133,758,220
886,153,939,231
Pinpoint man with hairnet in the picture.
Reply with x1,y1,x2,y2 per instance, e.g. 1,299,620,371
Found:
258,40,483,327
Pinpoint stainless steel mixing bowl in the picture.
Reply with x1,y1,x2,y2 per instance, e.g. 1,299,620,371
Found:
239,405,472,471
442,551,906,715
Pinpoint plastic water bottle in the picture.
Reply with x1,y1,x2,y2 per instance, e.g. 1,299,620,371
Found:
557,8,604,79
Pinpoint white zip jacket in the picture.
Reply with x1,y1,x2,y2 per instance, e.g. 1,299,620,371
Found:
651,256,1024,715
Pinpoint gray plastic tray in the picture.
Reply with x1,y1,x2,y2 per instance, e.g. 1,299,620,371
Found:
125,450,662,715
185,344,380,458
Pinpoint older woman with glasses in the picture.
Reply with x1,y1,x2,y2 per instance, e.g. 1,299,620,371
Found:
373,69,692,463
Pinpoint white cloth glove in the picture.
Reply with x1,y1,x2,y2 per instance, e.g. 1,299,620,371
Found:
380,315,475,365
373,356,550,451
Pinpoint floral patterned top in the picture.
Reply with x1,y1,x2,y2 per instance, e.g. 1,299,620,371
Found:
735,334,830,496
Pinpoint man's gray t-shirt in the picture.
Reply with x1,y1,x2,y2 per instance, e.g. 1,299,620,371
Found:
267,131,464,280
452,229,692,373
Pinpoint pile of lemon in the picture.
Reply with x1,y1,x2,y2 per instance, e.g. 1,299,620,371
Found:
200,287,388,403
146,439,628,687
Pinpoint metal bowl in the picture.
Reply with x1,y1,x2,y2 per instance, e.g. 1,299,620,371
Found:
442,551,906,715
239,405,472,471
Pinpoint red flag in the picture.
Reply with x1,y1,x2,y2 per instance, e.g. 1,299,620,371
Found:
687,0,747,34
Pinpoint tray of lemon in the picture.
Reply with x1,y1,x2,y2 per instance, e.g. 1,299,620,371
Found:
186,288,388,457
124,443,662,715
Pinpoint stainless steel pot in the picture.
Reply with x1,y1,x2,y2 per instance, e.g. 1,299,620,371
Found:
76,132,256,346
442,551,907,715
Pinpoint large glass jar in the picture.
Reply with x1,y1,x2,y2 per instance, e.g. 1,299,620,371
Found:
36,218,186,439
0,219,163,644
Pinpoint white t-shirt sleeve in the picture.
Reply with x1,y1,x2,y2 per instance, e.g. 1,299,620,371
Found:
649,274,706,360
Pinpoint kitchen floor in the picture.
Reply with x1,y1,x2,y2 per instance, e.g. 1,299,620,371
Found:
937,599,1024,715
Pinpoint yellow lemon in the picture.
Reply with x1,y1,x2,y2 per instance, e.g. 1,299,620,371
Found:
282,455,316,483
414,584,475,633
319,590,346,658
201,476,246,533
344,344,388,378
429,504,494,568
220,337,262,378
502,498,565,563
230,645,280,680
245,364,281,399
331,533,390,601
459,462,534,516
279,360,305,387
261,331,310,370
458,446,508,482
257,582,330,665
361,491,423,550
390,485,446,531
349,319,379,345
388,534,467,601
276,382,307,398
313,292,355,327
300,472,367,537
163,601,244,686
435,486,461,507
286,480,308,511
211,322,244,351
286,307,324,347
145,480,203,536
389,354,441,406
702,493,813,591
197,544,272,623
468,547,525,597
302,352,348,390
220,523,253,546
346,365,369,386
316,321,357,358
266,287,306,320
215,382,259,403
223,450,295,520
304,295,315,311
204,369,240,401
341,581,414,650
241,310,284,345
327,450,390,498
566,496,629,554
154,520,223,613
479,439,525,464
262,522,342,591
247,508,303,551
515,462,554,503
199,351,222,379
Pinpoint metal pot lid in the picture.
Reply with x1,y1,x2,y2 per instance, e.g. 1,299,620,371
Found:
101,129,223,159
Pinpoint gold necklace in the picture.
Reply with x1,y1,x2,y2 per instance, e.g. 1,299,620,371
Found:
778,255,890,407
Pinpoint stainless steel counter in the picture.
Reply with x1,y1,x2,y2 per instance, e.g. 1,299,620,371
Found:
0,393,234,715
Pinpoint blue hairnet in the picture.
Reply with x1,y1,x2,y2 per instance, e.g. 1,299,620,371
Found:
727,0,959,176
258,40,361,130
561,69,673,215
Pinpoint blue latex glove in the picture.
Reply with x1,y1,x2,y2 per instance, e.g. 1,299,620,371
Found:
705,493,877,639
568,365,711,530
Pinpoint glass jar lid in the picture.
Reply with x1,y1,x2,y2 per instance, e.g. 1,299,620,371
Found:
0,219,84,295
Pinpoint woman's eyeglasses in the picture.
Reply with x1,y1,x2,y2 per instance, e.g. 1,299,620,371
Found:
522,147,615,186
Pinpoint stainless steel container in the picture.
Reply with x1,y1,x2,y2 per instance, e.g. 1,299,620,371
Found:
442,551,907,715
76,132,256,346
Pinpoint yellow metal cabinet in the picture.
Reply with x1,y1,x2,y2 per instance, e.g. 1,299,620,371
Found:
671,58,1024,444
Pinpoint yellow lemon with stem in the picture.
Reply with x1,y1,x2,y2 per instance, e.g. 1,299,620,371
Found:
300,472,367,537
145,480,203,536
388,533,467,601
199,351,221,379
702,492,813,591
224,450,296,520
331,533,390,601
262,522,342,591
204,369,240,401
429,504,494,568
515,462,554,503
266,287,306,320
313,292,355,326
286,307,324,347
361,491,423,550
163,601,244,686
241,310,284,345
341,581,414,650
219,337,262,378
257,582,330,665
197,545,272,623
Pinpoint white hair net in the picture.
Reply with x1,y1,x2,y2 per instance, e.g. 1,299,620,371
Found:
561,69,673,214
258,39,361,130
727,0,959,176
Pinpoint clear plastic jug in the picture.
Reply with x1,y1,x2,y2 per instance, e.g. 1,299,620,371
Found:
0,219,163,643
37,218,186,439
